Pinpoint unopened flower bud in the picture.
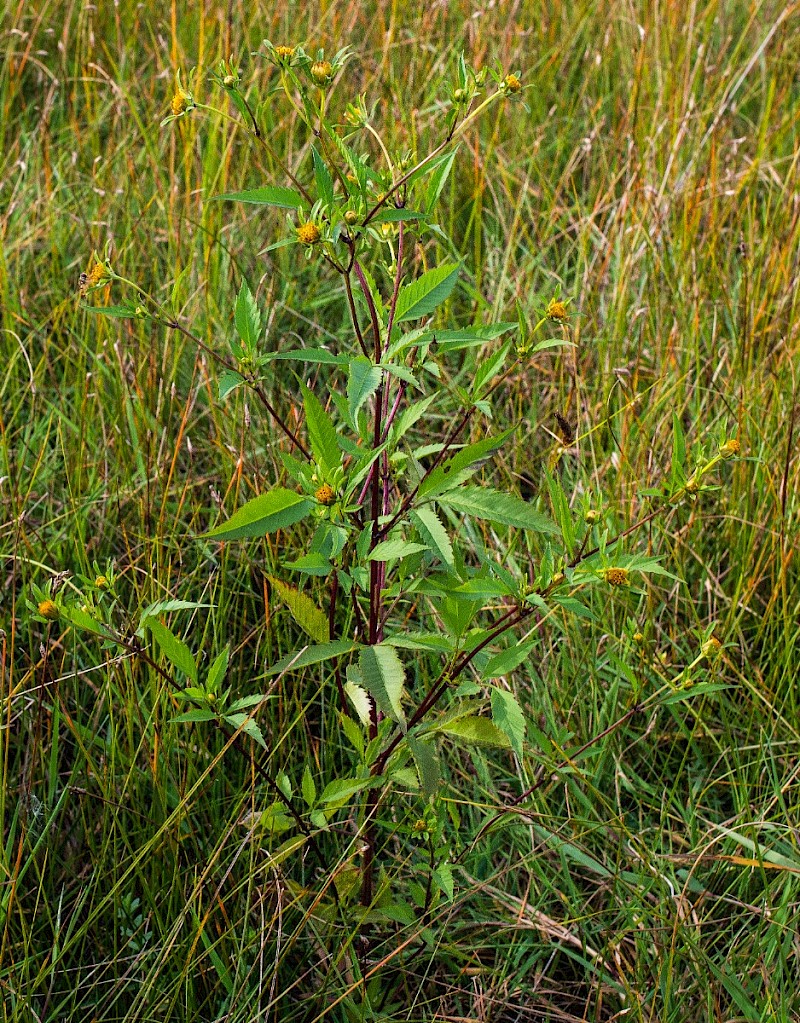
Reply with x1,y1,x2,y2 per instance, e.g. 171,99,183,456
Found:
38,599,60,621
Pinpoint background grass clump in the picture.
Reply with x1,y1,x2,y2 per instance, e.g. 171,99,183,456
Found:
2,2,800,1021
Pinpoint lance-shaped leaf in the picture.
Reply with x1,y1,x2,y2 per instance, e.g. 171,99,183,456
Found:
437,486,559,535
266,640,360,677
234,279,261,354
146,618,197,683
394,263,461,323
201,489,313,541
490,686,526,758
359,645,407,729
303,386,340,471
268,576,330,644
406,735,441,795
368,538,429,562
347,357,382,424
438,715,511,748
418,428,515,500
409,507,454,569
210,185,306,210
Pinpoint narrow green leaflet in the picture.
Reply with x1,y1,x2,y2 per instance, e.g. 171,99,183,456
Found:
218,369,245,401
433,862,454,902
206,646,230,694
267,349,348,366
437,486,559,535
268,576,330,644
234,279,261,353
418,428,515,500
438,715,511,749
320,776,382,807
311,147,334,205
344,675,372,727
266,640,359,677
81,304,138,319
483,638,539,679
201,489,314,540
146,618,197,683
409,507,454,569
301,764,316,808
303,387,340,471
347,357,382,424
359,645,407,729
394,263,461,324
424,148,457,212
138,599,211,633
490,687,526,758
368,538,429,562
224,713,267,749
406,735,440,795
210,186,306,210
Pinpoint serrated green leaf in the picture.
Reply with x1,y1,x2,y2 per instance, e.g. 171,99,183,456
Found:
138,599,212,634
81,304,138,319
344,675,373,727
347,357,382,424
282,552,333,576
425,148,458,213
267,349,348,366
303,387,340,472
311,146,334,205
218,369,245,400
394,263,461,323
266,640,359,676
437,486,559,534
409,507,454,569
439,715,511,748
173,709,217,724
301,764,317,807
433,862,454,901
490,687,526,758
201,489,313,540
224,713,267,749
418,428,515,499
319,776,381,806
406,735,440,795
368,538,429,562
211,186,306,210
206,646,230,694
146,618,197,683
268,576,329,644
483,639,539,679
234,279,261,353
359,645,406,728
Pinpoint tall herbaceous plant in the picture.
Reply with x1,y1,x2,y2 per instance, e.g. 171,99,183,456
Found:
38,41,741,1007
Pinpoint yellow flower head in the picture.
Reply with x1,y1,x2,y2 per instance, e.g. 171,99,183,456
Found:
546,297,570,323
604,567,630,587
310,60,334,86
296,221,322,245
315,483,336,505
719,438,741,459
503,74,522,94
38,599,60,621
274,45,296,63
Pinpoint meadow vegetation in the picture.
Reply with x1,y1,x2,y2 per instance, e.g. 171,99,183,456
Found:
2,1,800,1020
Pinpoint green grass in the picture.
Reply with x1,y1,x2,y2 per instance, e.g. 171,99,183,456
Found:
2,1,800,1020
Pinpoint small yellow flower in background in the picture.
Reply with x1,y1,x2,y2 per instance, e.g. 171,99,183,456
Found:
315,483,336,505
701,636,722,659
296,221,322,245
80,258,113,296
719,438,741,459
38,599,60,621
546,297,570,323
604,567,630,587
503,74,522,94
584,508,601,524
310,60,334,86
95,575,109,589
